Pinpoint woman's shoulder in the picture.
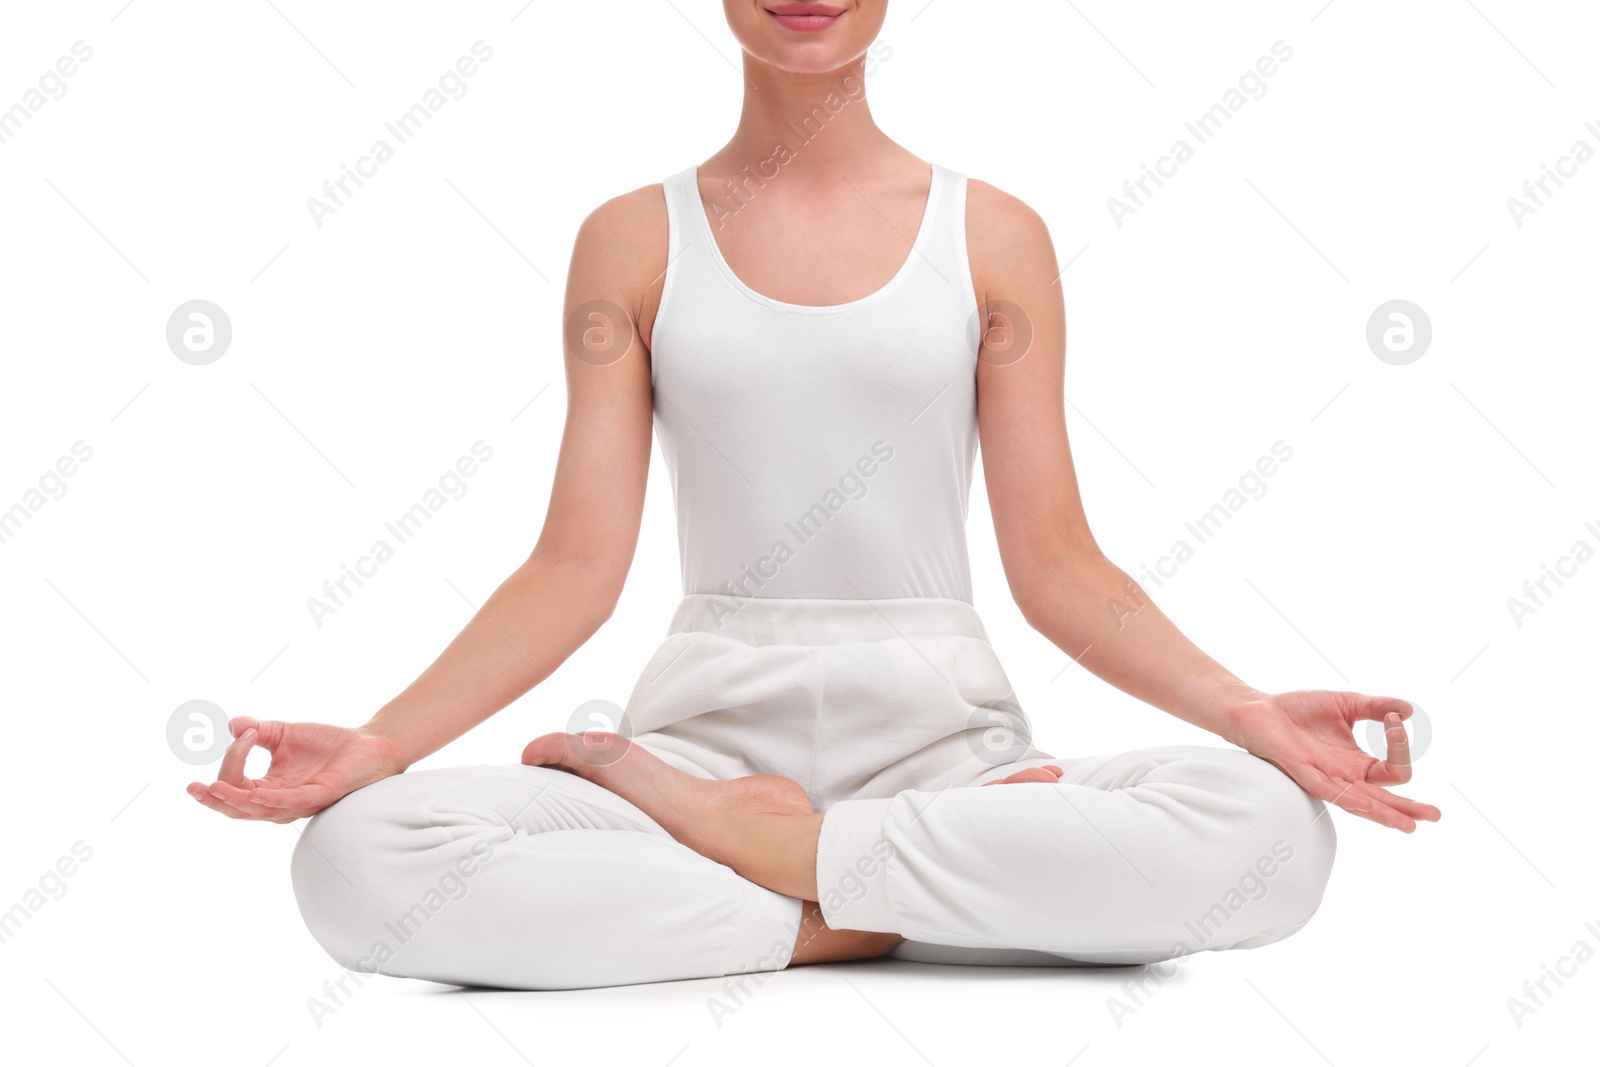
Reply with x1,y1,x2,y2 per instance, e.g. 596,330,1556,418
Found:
963,175,1051,239
570,181,670,293
961,175,1057,287
576,181,669,252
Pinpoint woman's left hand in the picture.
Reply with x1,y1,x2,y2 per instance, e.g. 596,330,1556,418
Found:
1219,690,1442,832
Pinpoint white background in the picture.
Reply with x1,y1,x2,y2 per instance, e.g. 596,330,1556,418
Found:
1,1,1596,1065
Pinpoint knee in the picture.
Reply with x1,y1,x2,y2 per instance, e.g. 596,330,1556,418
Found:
290,785,393,972
1190,749,1337,942
289,769,528,980
289,774,481,974
1230,750,1335,880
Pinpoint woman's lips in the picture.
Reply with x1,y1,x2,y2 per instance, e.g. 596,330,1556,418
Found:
766,3,844,32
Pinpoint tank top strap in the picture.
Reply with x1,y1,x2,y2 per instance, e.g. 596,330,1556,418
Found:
920,163,976,311
661,164,705,265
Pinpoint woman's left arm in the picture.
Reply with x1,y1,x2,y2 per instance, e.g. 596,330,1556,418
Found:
965,180,1440,832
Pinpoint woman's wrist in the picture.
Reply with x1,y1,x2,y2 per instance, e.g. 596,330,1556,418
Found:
1181,675,1269,741
1213,688,1276,748
357,711,424,774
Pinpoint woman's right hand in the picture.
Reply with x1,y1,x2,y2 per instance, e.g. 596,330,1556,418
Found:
186,717,405,823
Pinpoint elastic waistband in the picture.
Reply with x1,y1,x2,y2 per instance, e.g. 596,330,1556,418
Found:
668,593,990,647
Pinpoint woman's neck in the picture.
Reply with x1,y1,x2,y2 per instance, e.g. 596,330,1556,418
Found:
710,53,913,181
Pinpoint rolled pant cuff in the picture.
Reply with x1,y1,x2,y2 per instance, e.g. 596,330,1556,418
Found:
726,881,806,976
815,795,900,933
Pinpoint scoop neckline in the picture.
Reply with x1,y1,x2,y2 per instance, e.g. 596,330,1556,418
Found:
687,162,941,315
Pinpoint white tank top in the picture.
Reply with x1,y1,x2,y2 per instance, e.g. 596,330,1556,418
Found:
651,162,981,603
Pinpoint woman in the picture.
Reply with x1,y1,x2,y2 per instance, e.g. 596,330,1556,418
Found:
188,0,1439,990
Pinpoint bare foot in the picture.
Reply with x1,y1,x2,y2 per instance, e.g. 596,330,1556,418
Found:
522,731,825,900
783,769,1060,966
789,900,903,965
982,764,1063,786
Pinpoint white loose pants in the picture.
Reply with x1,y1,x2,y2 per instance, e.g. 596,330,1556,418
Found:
291,595,1336,989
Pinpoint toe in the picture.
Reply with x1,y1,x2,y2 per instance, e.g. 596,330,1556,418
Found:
520,731,573,767
983,767,1063,786
522,730,634,773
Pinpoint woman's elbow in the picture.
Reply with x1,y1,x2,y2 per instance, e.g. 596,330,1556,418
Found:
517,548,627,630
1005,538,1111,624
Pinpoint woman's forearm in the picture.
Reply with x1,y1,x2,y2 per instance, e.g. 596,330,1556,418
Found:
1015,551,1264,737
361,553,618,767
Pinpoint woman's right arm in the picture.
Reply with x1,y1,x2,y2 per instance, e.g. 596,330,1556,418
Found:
186,185,667,822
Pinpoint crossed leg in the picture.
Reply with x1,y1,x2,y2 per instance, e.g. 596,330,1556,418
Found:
290,763,808,990
522,732,1337,967
291,736,1335,989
